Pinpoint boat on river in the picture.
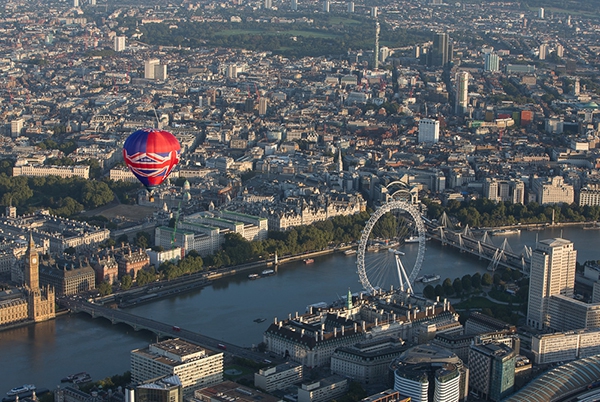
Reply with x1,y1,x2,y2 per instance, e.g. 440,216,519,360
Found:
248,273,260,280
405,236,422,243
261,269,275,276
491,229,521,236
7,385,35,397
422,274,441,283
343,249,357,256
74,373,92,384
304,258,314,264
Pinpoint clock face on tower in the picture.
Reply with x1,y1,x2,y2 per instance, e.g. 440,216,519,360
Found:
31,257,37,264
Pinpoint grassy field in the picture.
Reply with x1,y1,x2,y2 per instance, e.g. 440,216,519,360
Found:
454,296,497,310
214,29,338,39
327,16,363,25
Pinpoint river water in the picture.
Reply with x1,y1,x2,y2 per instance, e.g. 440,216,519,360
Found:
1,226,599,393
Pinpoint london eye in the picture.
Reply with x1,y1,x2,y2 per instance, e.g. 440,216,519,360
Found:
356,200,427,295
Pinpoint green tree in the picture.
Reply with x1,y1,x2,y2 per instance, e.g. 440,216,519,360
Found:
453,278,463,295
482,273,493,286
462,275,472,293
471,272,481,289
81,181,114,209
117,234,129,245
135,232,151,249
423,284,435,300
98,281,113,296
121,274,132,290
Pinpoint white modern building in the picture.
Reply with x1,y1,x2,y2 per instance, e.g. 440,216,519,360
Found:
527,238,577,330
392,344,466,402
455,72,469,115
298,375,348,402
254,362,304,392
114,36,126,52
580,184,600,206
131,338,223,395
532,328,600,364
144,59,160,79
484,53,500,72
418,119,440,143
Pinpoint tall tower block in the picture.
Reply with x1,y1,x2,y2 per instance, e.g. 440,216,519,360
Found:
527,238,577,330
374,21,380,70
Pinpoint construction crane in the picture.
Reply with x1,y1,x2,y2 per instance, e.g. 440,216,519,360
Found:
171,202,181,249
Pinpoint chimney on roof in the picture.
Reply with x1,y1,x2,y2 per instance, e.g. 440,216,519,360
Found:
334,328,337,337
341,326,344,336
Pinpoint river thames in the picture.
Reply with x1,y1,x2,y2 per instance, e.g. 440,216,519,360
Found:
1,226,599,393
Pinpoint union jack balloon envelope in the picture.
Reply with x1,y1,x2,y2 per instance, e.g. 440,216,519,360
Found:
123,128,181,193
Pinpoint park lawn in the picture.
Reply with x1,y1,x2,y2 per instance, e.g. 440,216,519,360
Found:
526,6,598,17
453,296,497,310
223,364,256,379
327,16,363,25
214,28,338,39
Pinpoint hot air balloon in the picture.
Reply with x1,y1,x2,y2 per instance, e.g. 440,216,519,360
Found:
123,128,181,197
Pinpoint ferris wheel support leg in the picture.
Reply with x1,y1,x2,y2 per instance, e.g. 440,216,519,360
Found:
396,254,413,294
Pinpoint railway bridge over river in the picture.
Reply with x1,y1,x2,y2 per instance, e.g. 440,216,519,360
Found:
424,215,532,274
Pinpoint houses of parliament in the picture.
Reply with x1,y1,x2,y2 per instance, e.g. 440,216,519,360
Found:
0,233,55,327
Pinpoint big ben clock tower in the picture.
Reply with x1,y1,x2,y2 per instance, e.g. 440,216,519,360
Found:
24,232,39,290
24,231,55,322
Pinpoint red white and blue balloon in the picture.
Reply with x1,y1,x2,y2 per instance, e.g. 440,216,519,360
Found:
123,128,181,192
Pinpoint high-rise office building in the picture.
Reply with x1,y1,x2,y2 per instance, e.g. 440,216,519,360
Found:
527,238,577,330
259,97,268,116
468,342,516,401
374,21,380,70
264,0,272,9
114,36,126,52
371,6,378,18
484,53,500,72
430,32,452,67
483,178,525,204
73,0,79,7
538,7,544,19
556,43,564,58
539,43,548,60
347,1,354,12
154,64,168,81
323,0,330,12
418,119,440,143
145,59,160,79
455,72,468,115
11,118,24,138
291,0,297,11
